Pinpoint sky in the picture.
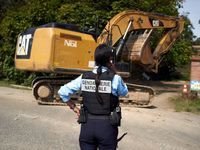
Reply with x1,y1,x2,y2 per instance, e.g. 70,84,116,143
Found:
179,0,200,39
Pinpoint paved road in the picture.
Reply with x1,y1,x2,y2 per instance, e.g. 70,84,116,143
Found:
0,86,200,150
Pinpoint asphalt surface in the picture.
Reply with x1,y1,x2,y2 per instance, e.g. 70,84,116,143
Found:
0,86,200,150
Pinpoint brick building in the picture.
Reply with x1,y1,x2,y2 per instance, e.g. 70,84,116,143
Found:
190,55,200,98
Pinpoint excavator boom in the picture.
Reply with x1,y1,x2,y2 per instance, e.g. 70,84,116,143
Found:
98,9,184,45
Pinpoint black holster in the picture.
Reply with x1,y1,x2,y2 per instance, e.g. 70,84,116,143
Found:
110,106,121,126
77,107,88,124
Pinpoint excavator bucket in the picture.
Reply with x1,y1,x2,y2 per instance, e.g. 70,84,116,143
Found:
122,29,154,67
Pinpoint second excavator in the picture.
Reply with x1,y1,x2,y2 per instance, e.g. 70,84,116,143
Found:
15,9,184,107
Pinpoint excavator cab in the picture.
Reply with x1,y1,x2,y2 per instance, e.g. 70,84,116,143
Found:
82,14,100,41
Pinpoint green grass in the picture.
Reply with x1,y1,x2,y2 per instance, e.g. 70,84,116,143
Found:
0,78,15,87
170,93,200,115
0,78,31,90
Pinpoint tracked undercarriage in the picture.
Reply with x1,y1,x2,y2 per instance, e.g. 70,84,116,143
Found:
32,77,155,107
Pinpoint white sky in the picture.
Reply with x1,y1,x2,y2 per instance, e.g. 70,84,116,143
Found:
179,0,200,39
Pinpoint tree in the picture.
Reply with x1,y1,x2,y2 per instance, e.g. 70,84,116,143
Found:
194,38,200,45
0,0,62,83
180,12,196,43
157,13,194,71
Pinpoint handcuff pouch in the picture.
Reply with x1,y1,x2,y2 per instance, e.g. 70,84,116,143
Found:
77,107,88,124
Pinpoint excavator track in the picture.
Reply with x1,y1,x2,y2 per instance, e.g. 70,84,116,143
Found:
120,83,155,107
32,77,155,107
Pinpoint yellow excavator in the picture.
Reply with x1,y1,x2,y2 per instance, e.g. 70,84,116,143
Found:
15,9,184,107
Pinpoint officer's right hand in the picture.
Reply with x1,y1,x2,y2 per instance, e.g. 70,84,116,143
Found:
106,62,118,75
73,107,80,119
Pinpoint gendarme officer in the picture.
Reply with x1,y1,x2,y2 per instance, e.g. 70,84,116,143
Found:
58,44,128,150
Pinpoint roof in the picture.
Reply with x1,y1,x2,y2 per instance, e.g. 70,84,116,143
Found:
190,55,200,61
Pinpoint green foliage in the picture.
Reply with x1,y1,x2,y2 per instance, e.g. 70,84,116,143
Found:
0,0,26,22
171,67,190,81
0,0,194,85
0,0,65,85
22,72,37,86
161,40,192,69
194,37,200,45
170,94,200,115
0,78,15,87
110,0,180,15
179,67,191,81
180,13,196,42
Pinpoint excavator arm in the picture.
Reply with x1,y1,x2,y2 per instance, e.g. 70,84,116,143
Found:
97,9,184,73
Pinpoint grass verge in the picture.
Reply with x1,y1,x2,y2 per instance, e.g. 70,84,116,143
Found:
170,93,200,115
0,78,15,87
0,78,31,90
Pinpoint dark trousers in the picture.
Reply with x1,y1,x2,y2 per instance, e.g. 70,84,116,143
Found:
79,119,118,150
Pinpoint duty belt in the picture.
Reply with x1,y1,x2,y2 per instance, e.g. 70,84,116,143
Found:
87,113,110,120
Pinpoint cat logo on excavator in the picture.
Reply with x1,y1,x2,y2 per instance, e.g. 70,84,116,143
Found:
16,34,32,58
